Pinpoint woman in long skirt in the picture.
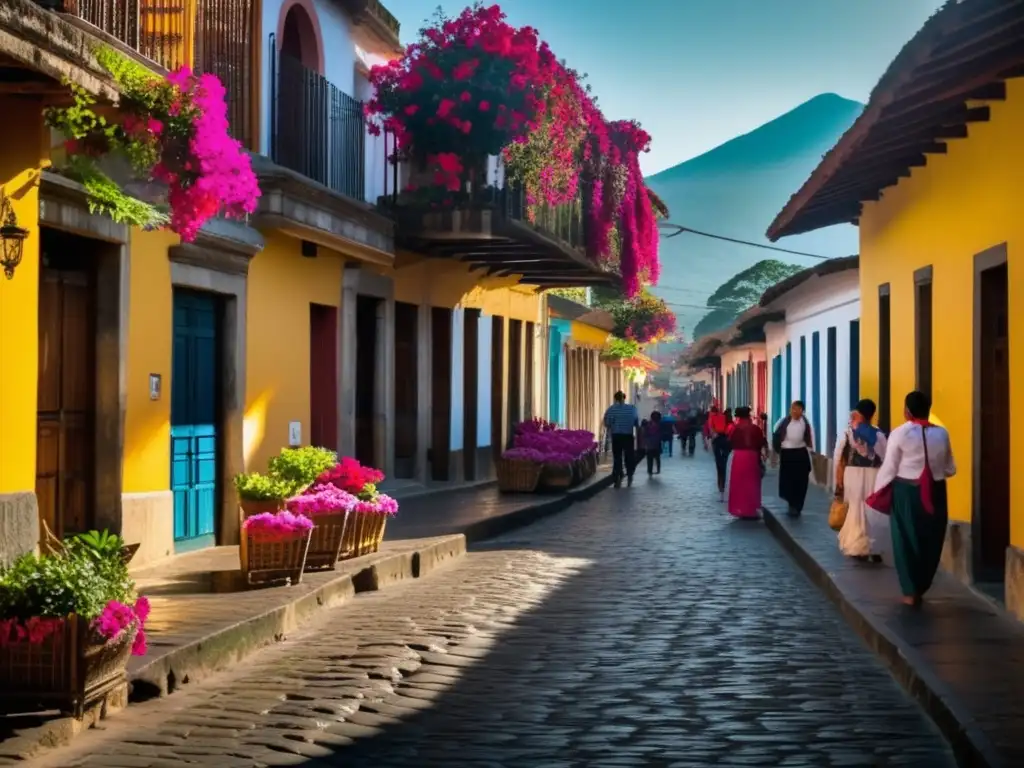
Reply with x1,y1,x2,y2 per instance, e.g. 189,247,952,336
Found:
727,407,766,518
872,391,956,606
835,399,888,562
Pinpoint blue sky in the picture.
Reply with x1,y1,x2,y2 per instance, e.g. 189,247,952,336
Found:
382,0,945,175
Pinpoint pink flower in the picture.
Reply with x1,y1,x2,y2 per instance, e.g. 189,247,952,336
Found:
478,100,491,111
242,511,315,540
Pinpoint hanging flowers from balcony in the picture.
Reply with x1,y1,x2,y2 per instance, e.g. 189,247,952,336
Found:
610,291,677,345
45,47,260,242
364,3,661,299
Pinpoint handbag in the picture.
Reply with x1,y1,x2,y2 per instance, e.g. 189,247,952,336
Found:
828,494,849,531
865,426,931,516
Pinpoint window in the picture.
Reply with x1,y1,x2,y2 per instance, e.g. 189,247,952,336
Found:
826,327,837,455
915,266,933,400
811,331,821,452
849,319,860,407
800,336,807,403
879,284,891,432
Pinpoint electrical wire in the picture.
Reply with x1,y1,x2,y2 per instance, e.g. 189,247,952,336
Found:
658,221,831,261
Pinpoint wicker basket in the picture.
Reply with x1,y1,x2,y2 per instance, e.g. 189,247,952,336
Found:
304,512,350,571
496,458,542,493
539,462,574,488
0,616,136,718
240,530,311,585
339,514,389,559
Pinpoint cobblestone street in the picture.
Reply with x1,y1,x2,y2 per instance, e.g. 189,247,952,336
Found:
40,454,953,768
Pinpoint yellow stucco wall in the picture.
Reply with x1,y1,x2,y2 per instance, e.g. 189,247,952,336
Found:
0,104,47,494
245,232,343,471
859,78,1024,544
570,320,610,348
122,229,176,493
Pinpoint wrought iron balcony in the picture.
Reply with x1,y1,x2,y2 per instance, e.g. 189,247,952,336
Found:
269,45,367,202
40,0,189,71
378,155,615,289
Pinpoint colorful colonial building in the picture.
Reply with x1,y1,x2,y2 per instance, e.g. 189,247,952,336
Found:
0,0,618,568
767,0,1023,613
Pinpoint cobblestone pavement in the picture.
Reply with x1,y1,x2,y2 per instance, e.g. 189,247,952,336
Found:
41,454,953,768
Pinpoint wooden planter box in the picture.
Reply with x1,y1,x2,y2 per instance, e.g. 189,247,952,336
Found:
304,512,350,571
496,458,542,493
340,514,388,560
0,616,136,718
240,530,311,586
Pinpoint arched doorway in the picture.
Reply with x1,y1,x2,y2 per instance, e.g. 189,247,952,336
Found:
274,2,327,182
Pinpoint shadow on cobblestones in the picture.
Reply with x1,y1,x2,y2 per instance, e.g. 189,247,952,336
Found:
35,455,955,768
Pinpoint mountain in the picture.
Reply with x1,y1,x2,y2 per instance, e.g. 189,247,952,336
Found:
645,93,864,341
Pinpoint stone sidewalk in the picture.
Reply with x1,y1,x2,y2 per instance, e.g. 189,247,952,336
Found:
0,469,613,760
761,473,1024,768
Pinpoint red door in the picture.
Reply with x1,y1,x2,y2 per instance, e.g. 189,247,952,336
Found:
309,304,338,451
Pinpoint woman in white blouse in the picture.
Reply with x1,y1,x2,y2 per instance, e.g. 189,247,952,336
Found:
834,399,888,562
871,390,956,606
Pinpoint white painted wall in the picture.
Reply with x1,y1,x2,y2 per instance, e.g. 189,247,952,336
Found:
720,344,766,411
763,269,860,457
449,308,465,451
477,312,493,447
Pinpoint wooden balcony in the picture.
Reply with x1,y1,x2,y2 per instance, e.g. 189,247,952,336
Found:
381,178,618,290
338,0,401,55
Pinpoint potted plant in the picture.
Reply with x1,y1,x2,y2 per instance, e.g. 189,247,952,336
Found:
234,472,291,518
268,446,338,497
239,511,314,586
0,531,149,717
349,492,399,558
287,485,357,571
497,447,544,493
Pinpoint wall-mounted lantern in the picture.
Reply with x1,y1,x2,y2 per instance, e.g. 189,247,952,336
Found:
0,190,28,280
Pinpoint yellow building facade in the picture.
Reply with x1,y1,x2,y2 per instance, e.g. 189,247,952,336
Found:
766,3,1024,617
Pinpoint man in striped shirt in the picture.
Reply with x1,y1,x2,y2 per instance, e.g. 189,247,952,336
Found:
604,391,639,487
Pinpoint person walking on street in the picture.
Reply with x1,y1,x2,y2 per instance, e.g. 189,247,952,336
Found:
708,406,732,501
835,399,888,562
643,411,663,476
872,390,956,607
727,407,768,518
660,410,676,457
604,391,639,488
772,400,814,517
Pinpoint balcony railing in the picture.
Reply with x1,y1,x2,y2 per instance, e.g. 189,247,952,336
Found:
43,0,255,148
49,0,189,71
270,40,366,202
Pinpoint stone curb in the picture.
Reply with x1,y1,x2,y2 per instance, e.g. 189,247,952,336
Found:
0,535,467,762
762,505,1003,768
462,471,616,545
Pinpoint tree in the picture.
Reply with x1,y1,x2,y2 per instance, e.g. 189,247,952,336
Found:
692,259,804,338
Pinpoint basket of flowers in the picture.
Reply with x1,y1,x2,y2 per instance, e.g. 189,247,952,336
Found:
496,448,544,493
287,484,358,571
240,511,314,585
0,530,150,718
315,457,398,559
234,471,291,519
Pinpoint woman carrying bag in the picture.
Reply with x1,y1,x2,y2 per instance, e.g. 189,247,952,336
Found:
868,391,956,607
832,399,888,562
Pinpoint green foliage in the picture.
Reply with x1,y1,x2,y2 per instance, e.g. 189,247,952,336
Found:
66,156,167,229
267,446,338,495
546,287,589,305
693,259,804,340
0,533,135,620
601,336,639,360
233,472,292,502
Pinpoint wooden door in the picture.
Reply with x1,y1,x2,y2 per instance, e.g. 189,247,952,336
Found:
978,263,1010,580
309,304,338,451
430,307,452,481
36,268,96,542
355,296,378,467
170,290,220,552
491,316,505,458
463,309,480,481
394,302,418,477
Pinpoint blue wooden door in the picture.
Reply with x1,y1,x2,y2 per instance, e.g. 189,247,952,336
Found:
171,290,219,552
